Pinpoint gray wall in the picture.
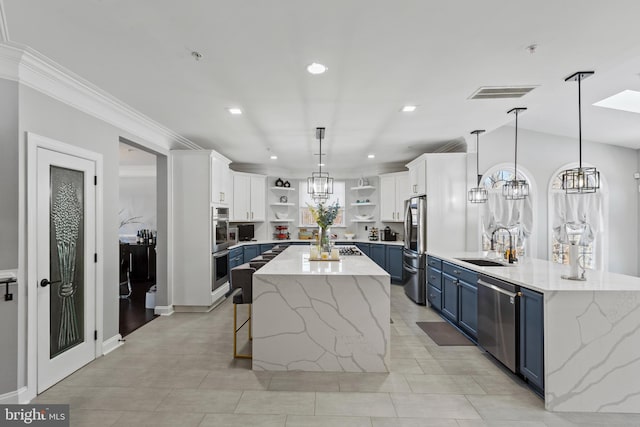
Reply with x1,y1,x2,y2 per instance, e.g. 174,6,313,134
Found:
119,175,157,238
17,85,168,368
478,126,639,276
0,79,19,269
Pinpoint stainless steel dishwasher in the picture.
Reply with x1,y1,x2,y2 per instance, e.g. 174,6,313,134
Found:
477,274,521,373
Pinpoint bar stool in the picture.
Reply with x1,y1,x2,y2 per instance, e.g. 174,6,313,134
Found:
260,252,278,260
230,263,255,359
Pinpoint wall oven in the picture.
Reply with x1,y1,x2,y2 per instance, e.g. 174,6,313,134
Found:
212,249,229,291
212,207,230,290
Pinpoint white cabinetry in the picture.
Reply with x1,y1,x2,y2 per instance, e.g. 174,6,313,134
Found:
232,172,266,222
211,154,231,206
379,172,408,222
407,157,426,196
171,150,230,309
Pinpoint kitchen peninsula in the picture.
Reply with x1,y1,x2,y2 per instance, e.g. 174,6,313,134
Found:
430,251,640,414
252,245,390,372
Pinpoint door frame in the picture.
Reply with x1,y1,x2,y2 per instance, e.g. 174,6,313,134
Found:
26,132,103,400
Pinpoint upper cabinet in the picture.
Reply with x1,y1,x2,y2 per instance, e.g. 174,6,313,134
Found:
211,154,231,206
407,157,426,196
232,172,266,222
380,172,408,222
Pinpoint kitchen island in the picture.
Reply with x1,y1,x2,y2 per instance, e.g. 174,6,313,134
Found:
252,245,390,372
431,251,640,414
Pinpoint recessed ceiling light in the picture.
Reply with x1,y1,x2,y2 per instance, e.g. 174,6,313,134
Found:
593,90,640,114
228,107,242,115
401,105,417,112
318,163,325,167
307,62,328,75
367,154,375,159
270,155,278,160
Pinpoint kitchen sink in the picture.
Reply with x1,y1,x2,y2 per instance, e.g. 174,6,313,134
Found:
456,258,510,267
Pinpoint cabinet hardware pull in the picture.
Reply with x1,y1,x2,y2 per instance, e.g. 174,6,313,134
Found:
246,212,249,219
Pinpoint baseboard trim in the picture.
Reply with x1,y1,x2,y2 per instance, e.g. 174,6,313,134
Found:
154,305,174,316
0,387,27,404
102,334,124,355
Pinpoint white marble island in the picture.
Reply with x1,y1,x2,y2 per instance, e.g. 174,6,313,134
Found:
433,251,640,414
252,245,390,372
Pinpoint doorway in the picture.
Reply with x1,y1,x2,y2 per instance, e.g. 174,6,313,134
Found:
118,142,158,336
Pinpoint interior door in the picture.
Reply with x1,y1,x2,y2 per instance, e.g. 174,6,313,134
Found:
37,147,96,393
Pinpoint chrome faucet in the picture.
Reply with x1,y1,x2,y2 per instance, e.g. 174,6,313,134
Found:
491,227,516,263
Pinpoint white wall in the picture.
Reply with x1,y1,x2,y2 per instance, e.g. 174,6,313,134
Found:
118,176,157,240
476,126,639,276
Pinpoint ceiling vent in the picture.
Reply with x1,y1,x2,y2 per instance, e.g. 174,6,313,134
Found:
469,86,537,100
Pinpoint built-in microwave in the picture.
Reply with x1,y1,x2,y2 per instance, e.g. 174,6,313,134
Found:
212,207,230,253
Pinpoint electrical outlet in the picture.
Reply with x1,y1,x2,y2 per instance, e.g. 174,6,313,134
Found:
634,172,640,179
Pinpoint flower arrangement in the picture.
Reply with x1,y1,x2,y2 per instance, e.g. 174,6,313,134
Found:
308,201,340,252
307,201,340,229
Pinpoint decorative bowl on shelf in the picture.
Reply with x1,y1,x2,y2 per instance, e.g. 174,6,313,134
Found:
354,214,372,220
275,212,289,219
344,232,355,240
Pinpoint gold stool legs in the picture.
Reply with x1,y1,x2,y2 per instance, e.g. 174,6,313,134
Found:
233,303,252,359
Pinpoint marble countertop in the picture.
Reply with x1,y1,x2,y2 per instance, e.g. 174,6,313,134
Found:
430,251,640,293
229,239,403,249
255,245,389,277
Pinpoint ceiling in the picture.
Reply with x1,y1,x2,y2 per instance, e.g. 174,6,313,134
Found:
4,0,640,174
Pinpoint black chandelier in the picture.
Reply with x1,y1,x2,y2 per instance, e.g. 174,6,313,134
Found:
468,129,487,203
560,71,600,194
307,127,334,202
503,108,529,200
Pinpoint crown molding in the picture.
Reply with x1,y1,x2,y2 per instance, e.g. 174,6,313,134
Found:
0,42,204,153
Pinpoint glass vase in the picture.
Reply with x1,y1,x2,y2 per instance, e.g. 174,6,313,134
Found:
319,226,332,254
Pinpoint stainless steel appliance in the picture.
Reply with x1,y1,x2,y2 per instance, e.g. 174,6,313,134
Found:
238,224,255,241
212,207,230,253
403,196,427,304
212,249,229,291
382,226,397,241
477,274,520,372
212,207,230,290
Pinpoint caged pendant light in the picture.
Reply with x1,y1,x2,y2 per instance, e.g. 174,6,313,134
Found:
560,71,600,194
503,108,529,200
468,129,488,203
307,127,334,202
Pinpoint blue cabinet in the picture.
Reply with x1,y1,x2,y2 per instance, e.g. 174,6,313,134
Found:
259,243,275,253
441,272,459,322
370,244,386,269
427,284,442,311
520,287,544,391
441,261,478,340
243,244,259,261
427,256,443,311
355,243,370,257
458,279,478,337
386,245,403,283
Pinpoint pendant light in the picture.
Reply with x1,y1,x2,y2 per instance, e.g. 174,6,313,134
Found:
468,129,488,203
503,107,529,200
307,127,334,202
560,71,600,193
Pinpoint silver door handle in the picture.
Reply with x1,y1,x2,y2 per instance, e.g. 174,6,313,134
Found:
251,212,254,219
477,279,520,298
246,212,249,219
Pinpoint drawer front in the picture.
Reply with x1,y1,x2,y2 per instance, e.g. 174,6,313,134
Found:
427,266,442,289
443,261,477,286
427,283,442,311
427,256,442,269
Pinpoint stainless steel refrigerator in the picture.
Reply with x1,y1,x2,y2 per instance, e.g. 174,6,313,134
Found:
403,196,427,304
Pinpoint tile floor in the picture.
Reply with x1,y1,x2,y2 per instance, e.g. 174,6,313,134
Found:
35,285,640,426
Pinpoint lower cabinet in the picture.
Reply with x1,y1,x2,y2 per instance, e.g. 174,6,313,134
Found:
370,244,386,269
259,243,275,253
440,261,478,340
427,284,442,311
386,245,403,283
355,243,370,257
458,279,478,337
520,287,544,391
243,244,259,261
